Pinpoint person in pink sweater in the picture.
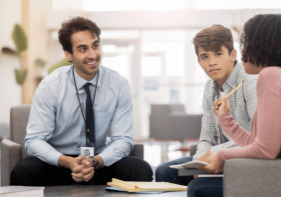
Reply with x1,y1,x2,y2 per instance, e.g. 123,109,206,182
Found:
188,14,281,197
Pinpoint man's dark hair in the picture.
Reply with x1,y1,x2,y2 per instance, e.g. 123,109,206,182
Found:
58,16,101,54
241,14,281,67
192,24,234,56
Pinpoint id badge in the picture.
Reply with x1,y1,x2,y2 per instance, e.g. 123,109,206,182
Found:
81,147,94,157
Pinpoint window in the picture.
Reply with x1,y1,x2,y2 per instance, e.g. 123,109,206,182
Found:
141,56,162,76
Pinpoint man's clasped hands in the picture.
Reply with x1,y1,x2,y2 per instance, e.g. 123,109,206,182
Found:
58,154,104,182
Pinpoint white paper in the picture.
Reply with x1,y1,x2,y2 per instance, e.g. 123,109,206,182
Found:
198,174,224,178
170,160,208,169
103,187,164,194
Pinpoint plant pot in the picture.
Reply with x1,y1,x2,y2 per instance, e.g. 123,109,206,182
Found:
14,68,27,85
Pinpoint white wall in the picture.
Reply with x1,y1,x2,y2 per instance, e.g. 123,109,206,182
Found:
0,0,22,123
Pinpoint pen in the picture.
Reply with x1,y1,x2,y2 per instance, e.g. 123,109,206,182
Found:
218,83,243,105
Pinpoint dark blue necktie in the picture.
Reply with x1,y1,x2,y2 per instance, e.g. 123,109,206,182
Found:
83,83,96,148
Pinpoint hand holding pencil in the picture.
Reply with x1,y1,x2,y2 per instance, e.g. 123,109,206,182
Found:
213,83,243,117
217,83,243,105
213,97,230,117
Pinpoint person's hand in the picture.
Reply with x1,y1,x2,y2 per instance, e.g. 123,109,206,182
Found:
71,164,94,182
196,150,211,163
213,99,221,117
72,155,95,182
197,153,224,174
194,150,211,179
213,97,230,117
58,155,89,182
58,155,80,171
75,155,93,168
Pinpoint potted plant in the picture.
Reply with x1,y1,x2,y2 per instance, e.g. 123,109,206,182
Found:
1,24,28,85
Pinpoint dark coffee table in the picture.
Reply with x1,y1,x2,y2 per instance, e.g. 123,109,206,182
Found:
45,185,187,197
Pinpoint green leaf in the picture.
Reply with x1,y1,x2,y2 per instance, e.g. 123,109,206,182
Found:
48,58,72,74
15,68,27,85
12,24,28,53
35,58,46,68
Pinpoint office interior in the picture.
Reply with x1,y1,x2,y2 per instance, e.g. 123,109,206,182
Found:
0,0,280,182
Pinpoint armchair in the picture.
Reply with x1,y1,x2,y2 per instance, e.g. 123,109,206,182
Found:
1,105,144,186
188,144,281,197
149,104,202,140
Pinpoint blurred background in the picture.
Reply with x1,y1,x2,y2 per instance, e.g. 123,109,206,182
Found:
0,0,280,168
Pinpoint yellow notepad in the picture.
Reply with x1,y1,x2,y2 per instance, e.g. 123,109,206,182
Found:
107,178,187,192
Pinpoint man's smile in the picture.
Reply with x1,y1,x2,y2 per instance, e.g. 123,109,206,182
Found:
84,59,99,67
87,60,97,64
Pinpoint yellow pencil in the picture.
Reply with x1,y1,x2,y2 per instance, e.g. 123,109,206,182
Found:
217,83,243,105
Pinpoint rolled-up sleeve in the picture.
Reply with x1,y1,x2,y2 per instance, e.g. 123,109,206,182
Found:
24,80,62,166
98,79,134,166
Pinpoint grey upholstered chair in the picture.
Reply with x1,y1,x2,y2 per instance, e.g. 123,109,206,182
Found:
189,144,281,197
0,123,10,141
149,104,202,140
1,105,144,186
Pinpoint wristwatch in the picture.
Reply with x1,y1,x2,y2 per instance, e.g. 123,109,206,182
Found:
89,156,99,169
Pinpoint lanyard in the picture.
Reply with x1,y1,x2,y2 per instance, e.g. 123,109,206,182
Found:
72,66,99,144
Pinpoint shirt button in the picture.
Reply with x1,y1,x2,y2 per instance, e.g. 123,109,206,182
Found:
78,148,81,151
108,162,111,165
81,133,84,136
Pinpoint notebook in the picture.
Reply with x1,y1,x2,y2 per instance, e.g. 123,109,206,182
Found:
103,186,164,194
107,178,187,192
170,160,210,176
198,174,224,178
0,186,44,197
170,160,208,170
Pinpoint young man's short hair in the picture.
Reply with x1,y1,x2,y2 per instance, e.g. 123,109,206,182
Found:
241,14,281,67
192,24,234,56
58,16,101,54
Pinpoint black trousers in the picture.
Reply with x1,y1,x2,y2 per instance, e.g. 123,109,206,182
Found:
10,156,153,186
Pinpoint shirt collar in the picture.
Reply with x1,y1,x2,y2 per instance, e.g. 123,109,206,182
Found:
212,60,241,90
72,65,102,90
223,60,241,88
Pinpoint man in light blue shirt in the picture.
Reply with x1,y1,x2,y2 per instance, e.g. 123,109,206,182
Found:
11,16,152,186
